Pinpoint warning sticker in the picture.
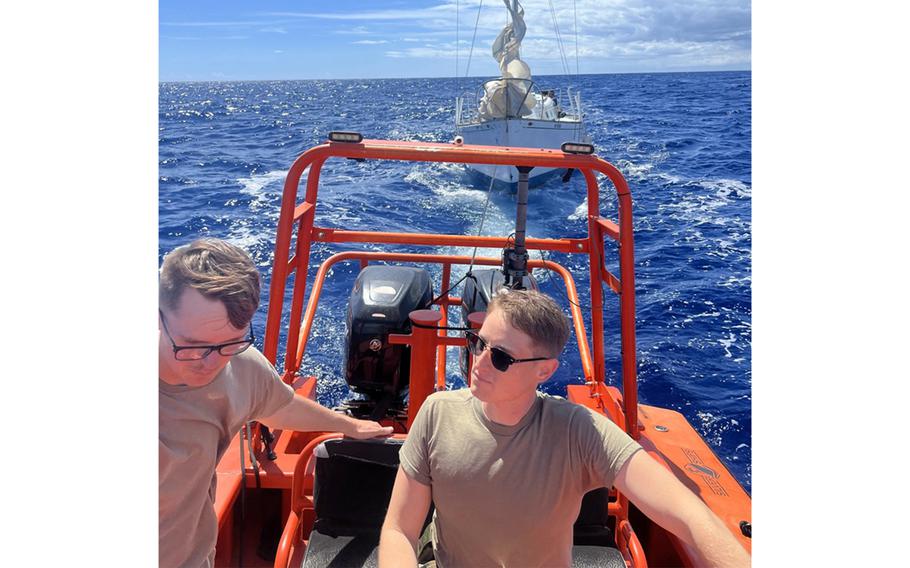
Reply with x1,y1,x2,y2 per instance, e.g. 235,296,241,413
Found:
682,448,728,497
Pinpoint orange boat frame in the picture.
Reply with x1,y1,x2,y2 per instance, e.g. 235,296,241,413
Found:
212,138,751,567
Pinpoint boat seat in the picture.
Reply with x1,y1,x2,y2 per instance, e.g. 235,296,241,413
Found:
300,440,621,568
573,487,614,547
572,545,626,568
301,438,404,568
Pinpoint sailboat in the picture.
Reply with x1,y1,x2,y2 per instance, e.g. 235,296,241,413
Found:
455,0,592,188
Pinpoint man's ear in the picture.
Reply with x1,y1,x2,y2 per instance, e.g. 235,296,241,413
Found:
535,358,559,384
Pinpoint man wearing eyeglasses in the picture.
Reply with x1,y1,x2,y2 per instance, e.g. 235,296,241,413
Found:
379,289,750,568
159,239,392,568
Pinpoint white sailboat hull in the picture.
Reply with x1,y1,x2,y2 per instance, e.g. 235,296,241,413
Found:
457,118,590,187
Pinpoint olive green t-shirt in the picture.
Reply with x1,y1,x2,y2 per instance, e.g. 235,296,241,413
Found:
400,389,641,568
159,347,294,568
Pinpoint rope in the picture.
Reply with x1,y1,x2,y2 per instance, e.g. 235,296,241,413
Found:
574,0,579,76
469,166,497,272
456,0,459,93
430,167,497,306
464,0,484,79
547,0,571,76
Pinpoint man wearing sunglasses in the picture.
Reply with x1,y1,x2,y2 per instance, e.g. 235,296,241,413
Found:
159,239,392,568
379,289,749,568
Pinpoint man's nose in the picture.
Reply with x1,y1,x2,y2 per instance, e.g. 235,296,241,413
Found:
473,345,494,372
201,351,225,369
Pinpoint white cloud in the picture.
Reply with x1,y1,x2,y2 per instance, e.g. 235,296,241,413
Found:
335,26,371,35
353,40,389,45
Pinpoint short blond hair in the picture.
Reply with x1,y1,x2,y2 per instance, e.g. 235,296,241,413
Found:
487,289,571,358
159,239,261,328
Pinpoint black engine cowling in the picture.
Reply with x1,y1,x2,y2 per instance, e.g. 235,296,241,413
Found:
344,265,433,405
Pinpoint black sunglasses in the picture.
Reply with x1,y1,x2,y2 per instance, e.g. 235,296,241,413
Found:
159,309,255,361
465,330,550,373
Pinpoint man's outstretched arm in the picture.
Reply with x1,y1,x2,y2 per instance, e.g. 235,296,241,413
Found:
379,466,432,568
259,394,393,438
614,450,751,568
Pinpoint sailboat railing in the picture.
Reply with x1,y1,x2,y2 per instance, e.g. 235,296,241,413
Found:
456,78,582,125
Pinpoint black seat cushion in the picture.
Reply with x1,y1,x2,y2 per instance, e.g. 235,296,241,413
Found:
312,438,403,537
302,529,380,568
572,545,626,568
573,487,614,547
302,438,403,568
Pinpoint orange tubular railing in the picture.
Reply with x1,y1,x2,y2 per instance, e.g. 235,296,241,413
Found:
262,139,643,564
289,251,594,387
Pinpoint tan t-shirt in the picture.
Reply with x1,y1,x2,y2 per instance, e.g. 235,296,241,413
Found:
400,389,641,568
159,347,294,568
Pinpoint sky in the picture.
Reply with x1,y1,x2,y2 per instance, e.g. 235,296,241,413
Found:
160,0,751,81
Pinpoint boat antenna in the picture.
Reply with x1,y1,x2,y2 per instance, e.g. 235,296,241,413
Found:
502,166,533,289
456,0,459,96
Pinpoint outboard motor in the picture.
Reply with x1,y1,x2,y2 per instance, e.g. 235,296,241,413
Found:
460,268,538,377
344,265,433,419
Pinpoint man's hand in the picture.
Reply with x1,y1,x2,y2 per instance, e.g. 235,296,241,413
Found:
343,418,394,439
260,394,392,437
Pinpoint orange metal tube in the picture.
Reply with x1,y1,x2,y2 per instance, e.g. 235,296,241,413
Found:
266,139,635,432
399,310,442,428
274,509,300,568
314,227,587,253
290,432,343,511
620,519,648,568
614,180,639,439
265,155,325,365
584,168,607,389
310,139,621,172
596,217,621,241
436,264,452,391
284,214,313,378
290,252,591,380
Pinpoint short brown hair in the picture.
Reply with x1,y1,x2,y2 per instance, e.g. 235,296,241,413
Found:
487,289,571,358
159,239,261,328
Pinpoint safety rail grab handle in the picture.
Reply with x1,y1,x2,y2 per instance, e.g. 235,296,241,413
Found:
287,252,595,387
619,519,648,568
595,217,620,241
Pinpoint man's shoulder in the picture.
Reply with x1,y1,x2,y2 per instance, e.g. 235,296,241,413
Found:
538,392,613,428
227,347,274,372
538,391,581,416
222,347,283,388
425,388,474,406
415,389,474,424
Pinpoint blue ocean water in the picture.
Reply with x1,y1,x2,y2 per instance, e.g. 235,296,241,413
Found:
159,71,752,492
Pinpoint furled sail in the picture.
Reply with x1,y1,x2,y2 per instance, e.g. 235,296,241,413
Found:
491,0,528,78
479,0,535,119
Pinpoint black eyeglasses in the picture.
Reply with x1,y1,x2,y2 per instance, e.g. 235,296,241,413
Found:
159,309,255,361
465,330,550,373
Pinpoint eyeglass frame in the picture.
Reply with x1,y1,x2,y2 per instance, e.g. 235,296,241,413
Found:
464,330,551,373
159,309,256,361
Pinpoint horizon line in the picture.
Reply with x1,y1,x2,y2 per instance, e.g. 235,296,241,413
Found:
159,68,751,84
